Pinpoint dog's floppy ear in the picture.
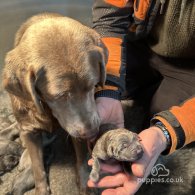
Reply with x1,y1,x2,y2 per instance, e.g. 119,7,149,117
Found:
98,41,108,87
91,41,108,87
25,69,45,114
3,51,44,114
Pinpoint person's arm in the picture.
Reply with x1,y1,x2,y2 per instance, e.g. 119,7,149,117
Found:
151,96,195,154
93,0,131,100
93,0,161,100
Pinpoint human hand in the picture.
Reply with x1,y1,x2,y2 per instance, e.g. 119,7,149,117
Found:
96,97,124,128
88,126,167,195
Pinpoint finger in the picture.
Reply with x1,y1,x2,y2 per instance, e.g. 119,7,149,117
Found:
88,173,128,188
100,163,122,173
102,189,118,195
101,174,143,195
123,175,142,194
132,152,160,178
131,152,150,178
102,175,142,195
88,159,94,166
102,188,135,195
102,188,130,195
131,131,159,178
88,159,122,173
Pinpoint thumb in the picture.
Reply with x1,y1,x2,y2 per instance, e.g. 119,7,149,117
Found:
131,128,164,178
131,152,159,178
131,152,150,178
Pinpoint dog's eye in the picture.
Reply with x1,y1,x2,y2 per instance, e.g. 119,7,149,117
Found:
82,83,95,93
122,143,128,148
53,93,65,99
53,92,71,100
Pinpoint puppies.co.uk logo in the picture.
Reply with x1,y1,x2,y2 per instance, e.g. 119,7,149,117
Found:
151,163,170,177
138,164,184,184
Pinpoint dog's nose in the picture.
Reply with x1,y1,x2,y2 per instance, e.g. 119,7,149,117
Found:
76,128,98,139
77,130,87,137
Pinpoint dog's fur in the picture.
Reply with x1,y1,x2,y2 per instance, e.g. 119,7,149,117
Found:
89,125,143,183
0,139,23,176
7,133,56,195
3,13,108,195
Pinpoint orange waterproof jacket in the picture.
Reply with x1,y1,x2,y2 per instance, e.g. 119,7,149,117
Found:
93,0,195,154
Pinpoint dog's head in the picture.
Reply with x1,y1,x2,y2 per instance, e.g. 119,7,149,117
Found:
3,17,108,139
107,129,143,161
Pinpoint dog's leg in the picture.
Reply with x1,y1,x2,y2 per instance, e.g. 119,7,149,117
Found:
21,130,50,195
10,132,56,195
72,138,91,195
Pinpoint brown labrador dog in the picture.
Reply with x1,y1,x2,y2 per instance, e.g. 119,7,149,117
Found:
3,12,107,195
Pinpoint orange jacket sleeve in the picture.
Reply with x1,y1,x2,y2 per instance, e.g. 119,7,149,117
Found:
93,0,163,100
151,96,195,154
93,0,131,100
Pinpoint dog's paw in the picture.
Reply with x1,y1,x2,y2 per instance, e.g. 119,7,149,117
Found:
89,170,99,183
35,185,51,195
